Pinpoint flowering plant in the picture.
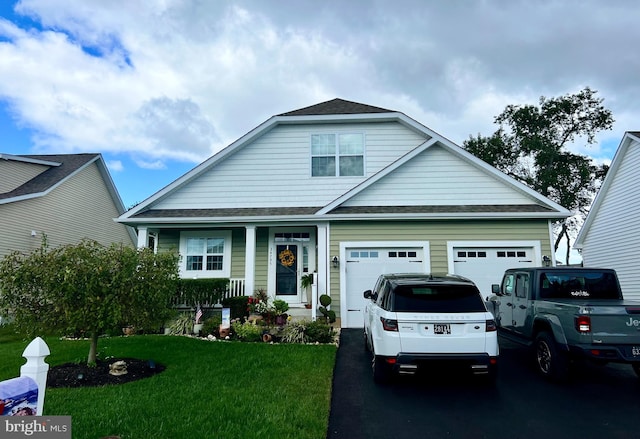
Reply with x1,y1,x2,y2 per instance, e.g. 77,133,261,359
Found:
247,288,271,314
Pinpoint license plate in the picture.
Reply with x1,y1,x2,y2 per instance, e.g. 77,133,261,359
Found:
632,347,640,357
434,324,451,335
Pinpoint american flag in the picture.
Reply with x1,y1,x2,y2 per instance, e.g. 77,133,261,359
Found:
195,306,203,324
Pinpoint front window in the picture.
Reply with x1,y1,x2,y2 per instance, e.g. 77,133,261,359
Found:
311,133,364,177
180,231,231,277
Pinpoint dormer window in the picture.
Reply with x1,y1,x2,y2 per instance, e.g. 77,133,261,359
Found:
311,133,364,177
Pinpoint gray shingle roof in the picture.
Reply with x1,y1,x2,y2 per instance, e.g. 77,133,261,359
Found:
278,98,394,116
130,204,554,220
0,154,99,200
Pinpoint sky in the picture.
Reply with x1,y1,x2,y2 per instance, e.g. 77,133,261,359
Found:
1,0,638,261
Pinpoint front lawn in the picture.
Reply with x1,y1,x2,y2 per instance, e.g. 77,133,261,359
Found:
0,327,337,439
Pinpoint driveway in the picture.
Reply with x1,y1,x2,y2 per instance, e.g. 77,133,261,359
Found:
327,328,640,439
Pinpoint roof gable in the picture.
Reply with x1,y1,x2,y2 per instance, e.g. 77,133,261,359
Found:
575,131,640,247
121,98,571,223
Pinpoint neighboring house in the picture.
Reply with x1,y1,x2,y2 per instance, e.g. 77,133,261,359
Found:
1,153,136,258
574,131,640,300
118,99,570,328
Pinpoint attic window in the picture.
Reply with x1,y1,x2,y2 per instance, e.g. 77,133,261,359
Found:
311,133,364,177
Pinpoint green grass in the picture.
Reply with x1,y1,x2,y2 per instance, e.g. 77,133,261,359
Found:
0,325,337,439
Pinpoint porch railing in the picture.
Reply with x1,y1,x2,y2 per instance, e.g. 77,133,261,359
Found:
228,278,246,298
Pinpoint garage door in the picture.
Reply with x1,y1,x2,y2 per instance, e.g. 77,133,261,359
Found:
345,247,424,328
453,247,535,299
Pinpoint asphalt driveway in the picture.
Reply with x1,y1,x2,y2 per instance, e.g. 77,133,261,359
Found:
327,328,640,439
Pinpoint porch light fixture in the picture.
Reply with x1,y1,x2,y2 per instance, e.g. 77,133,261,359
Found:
543,255,551,267
332,256,339,269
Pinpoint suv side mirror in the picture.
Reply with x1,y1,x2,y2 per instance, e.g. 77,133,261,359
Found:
363,290,373,299
491,284,503,296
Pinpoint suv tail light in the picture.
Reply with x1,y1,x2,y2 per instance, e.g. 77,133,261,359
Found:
575,315,591,333
486,319,497,332
380,317,398,332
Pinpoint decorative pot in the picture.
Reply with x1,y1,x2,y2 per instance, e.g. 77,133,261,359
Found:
193,323,204,335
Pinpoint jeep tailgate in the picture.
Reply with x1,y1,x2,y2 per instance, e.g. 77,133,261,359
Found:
589,302,640,347
396,312,490,354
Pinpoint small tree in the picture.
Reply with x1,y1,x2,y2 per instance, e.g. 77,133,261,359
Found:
0,239,179,364
463,87,613,263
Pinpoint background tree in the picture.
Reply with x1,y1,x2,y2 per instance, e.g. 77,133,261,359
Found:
0,239,179,364
463,87,613,263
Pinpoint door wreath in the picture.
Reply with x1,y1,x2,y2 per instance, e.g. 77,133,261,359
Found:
278,248,295,267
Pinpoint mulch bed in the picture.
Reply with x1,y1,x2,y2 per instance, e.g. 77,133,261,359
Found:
47,358,165,388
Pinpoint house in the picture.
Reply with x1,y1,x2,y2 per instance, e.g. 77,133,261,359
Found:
574,131,640,300
0,153,136,258
118,99,570,327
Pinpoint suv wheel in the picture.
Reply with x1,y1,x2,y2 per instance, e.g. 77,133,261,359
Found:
372,355,391,384
535,331,568,381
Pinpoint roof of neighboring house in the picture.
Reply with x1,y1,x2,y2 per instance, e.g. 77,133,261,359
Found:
0,154,99,201
278,98,394,116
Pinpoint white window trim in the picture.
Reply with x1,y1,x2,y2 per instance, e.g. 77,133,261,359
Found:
310,132,365,177
179,230,232,278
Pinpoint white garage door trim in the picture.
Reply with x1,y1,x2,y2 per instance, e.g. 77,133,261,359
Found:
339,241,431,328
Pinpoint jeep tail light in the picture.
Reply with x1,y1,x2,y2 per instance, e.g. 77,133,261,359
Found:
486,319,497,332
380,317,398,332
575,315,591,333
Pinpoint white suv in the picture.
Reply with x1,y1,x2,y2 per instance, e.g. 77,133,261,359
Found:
363,274,499,383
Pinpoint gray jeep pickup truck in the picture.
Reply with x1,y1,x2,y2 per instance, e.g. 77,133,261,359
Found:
488,267,640,380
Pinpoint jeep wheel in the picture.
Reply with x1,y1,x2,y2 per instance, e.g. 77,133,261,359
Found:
372,355,391,384
535,331,568,381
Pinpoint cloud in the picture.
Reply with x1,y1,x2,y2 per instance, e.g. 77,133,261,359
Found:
107,159,123,172
0,0,639,173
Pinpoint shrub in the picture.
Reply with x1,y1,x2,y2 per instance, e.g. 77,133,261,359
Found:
318,294,336,323
174,278,228,307
222,296,250,320
305,320,336,343
169,313,194,335
201,315,222,336
282,319,336,344
232,321,263,342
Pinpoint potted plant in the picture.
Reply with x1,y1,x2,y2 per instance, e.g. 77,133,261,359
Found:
301,273,315,308
273,299,289,326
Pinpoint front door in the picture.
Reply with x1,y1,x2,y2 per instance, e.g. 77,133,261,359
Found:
276,244,299,296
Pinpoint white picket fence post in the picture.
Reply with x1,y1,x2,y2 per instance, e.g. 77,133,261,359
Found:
19,337,50,416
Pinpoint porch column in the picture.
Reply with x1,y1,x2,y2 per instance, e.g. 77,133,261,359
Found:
244,226,256,297
316,223,329,321
136,226,147,249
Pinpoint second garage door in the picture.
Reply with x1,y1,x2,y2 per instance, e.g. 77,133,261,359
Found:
452,246,536,299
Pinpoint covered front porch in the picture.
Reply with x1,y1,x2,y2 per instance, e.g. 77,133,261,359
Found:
136,223,332,320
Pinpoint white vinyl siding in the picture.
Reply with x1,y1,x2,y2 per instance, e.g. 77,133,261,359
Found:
580,140,640,299
153,122,428,209
342,145,534,206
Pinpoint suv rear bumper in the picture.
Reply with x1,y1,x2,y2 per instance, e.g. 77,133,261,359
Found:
387,352,498,375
